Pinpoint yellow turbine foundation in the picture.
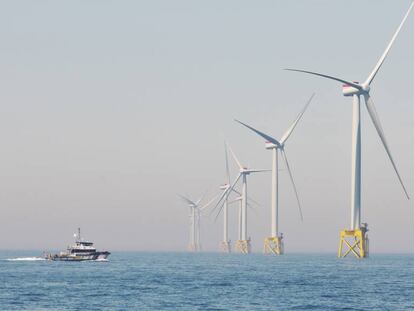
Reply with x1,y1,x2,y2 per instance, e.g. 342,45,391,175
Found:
235,240,251,254
263,236,284,255
220,241,231,253
188,244,198,252
338,228,369,258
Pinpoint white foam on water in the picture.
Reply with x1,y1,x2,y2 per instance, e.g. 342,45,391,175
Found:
7,257,46,261
94,258,109,262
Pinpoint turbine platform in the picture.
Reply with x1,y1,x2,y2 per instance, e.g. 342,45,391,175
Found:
263,235,284,255
338,224,369,258
235,239,251,254
220,241,231,253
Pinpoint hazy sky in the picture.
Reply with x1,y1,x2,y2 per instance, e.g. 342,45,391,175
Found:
0,0,413,253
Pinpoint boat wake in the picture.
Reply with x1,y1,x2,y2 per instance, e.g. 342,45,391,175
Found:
7,257,46,261
94,258,109,262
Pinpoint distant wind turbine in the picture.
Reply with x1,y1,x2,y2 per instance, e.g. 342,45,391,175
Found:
215,142,262,253
217,142,232,253
214,143,269,254
178,193,216,252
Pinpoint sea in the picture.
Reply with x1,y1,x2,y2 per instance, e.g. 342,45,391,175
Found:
0,251,413,310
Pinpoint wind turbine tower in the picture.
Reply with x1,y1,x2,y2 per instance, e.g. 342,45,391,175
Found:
286,3,412,258
235,94,313,255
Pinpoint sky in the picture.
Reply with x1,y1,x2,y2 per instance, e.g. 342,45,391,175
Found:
0,0,413,253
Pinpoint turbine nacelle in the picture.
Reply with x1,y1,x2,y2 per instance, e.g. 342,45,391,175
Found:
265,141,280,149
342,81,361,97
240,168,251,174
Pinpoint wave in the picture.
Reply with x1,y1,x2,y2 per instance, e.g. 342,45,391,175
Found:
7,257,46,261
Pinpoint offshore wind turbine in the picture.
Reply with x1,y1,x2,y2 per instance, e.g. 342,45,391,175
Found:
214,144,268,254
286,3,412,258
216,142,262,252
217,185,245,253
178,194,216,252
235,94,314,255
218,142,232,253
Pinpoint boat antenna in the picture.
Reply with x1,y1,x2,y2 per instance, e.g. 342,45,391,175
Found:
78,228,81,242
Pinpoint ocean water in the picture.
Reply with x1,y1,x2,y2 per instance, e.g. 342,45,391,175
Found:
0,251,413,311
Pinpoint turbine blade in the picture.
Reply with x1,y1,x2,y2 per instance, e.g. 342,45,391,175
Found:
247,197,262,210
247,202,259,216
234,119,281,147
227,143,244,170
214,174,243,221
231,188,242,196
224,141,231,184
199,194,219,211
363,94,409,199
285,68,362,90
177,194,196,206
196,188,209,205
231,188,262,207
210,173,242,219
224,192,256,215
280,93,315,144
247,203,256,211
281,150,304,222
247,196,262,208
247,169,271,173
365,2,414,85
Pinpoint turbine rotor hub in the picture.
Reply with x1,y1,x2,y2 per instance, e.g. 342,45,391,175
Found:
361,84,370,93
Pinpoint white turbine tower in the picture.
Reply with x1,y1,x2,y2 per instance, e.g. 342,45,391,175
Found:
178,194,216,252
235,94,314,255
286,3,412,258
214,144,268,254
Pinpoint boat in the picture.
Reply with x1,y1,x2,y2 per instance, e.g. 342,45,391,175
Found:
45,228,110,261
